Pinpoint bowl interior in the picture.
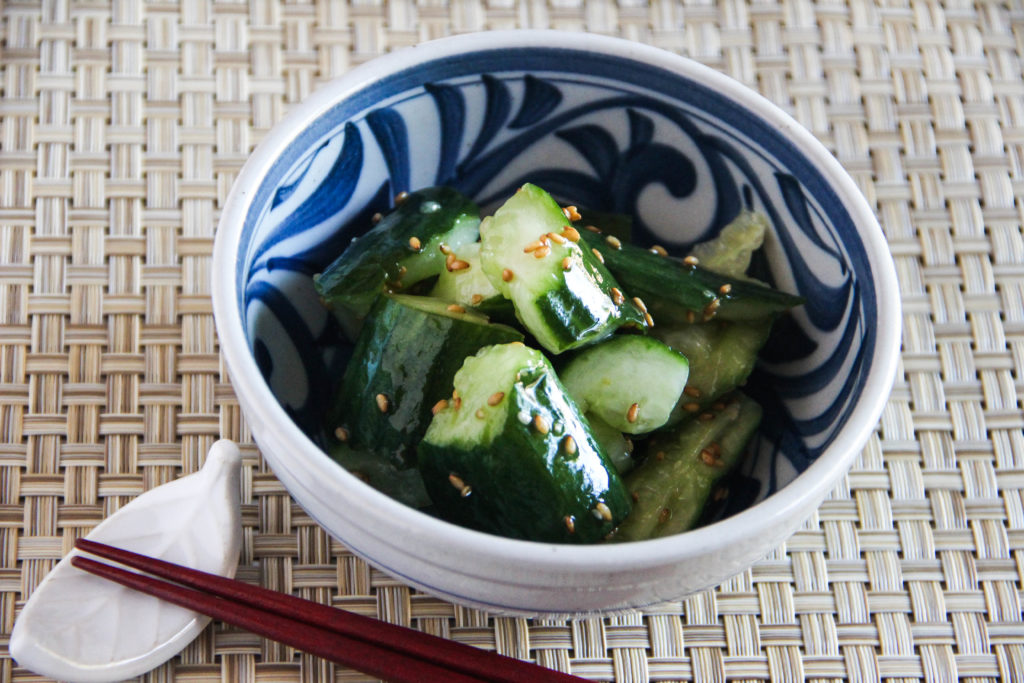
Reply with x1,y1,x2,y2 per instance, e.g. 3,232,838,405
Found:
235,45,877,518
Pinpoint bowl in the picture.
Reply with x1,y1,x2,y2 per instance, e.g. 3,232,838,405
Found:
212,30,900,616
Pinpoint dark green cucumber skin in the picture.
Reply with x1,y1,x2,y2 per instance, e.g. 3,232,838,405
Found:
612,393,762,541
531,269,646,352
418,364,631,544
653,318,773,421
577,230,803,321
327,295,523,465
315,187,479,317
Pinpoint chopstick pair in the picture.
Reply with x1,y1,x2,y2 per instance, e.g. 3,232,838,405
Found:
71,539,586,683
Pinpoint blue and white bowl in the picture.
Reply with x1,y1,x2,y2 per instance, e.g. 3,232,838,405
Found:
212,31,900,615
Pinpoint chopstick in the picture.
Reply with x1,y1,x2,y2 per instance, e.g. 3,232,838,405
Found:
72,538,586,683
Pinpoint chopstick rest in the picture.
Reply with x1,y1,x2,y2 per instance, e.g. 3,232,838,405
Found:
10,440,243,683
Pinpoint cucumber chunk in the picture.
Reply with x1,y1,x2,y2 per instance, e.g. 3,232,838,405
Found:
418,343,631,544
479,184,646,354
429,241,514,320
612,393,762,541
315,187,481,321
578,229,803,323
559,336,690,434
586,413,635,475
328,442,431,509
327,294,523,465
652,318,772,419
687,210,768,278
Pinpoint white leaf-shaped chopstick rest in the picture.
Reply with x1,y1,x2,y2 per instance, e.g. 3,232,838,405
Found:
10,440,243,683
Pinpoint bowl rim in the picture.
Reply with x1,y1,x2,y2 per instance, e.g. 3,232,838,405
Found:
212,29,901,575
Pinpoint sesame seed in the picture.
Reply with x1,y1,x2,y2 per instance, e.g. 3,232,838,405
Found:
334,426,349,442
683,386,702,398
655,450,666,461
698,412,715,422
605,235,622,249
533,245,551,259
448,473,465,490
448,259,470,271
626,402,639,423
713,402,727,411
713,487,729,502
644,312,655,328
502,268,514,282
460,485,472,497
631,297,648,313
631,491,640,502
683,402,701,413
561,256,572,271
609,287,624,305
517,410,532,425
397,265,407,278
487,391,505,406
408,236,422,250
453,397,462,410
700,448,717,465
649,244,668,257
625,438,634,455
719,283,733,295
447,304,466,314
685,310,697,324
475,408,486,419
533,414,550,435
543,233,563,247
584,224,602,233
593,502,613,522
375,394,389,413
523,239,546,253
683,255,699,266
471,293,484,305
561,226,581,242
562,435,577,455
564,515,576,533
371,212,383,224
452,389,459,399
562,205,582,221
590,247,605,264
659,508,672,524
395,191,409,204
431,399,448,415
439,243,452,255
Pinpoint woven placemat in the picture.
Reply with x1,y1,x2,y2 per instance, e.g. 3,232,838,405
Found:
2,1,1023,681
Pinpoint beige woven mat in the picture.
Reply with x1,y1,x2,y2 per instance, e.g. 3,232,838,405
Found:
2,1,1023,681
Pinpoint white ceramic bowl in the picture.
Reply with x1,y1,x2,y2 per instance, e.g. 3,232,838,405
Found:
212,30,900,616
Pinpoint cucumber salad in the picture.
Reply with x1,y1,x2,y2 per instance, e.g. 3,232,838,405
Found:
314,184,803,544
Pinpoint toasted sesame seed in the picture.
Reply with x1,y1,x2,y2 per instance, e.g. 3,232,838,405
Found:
625,438,634,455
683,255,699,266
448,473,465,490
685,310,696,323
439,243,452,255
533,414,550,435
475,408,486,419
564,515,576,533
452,389,459,399
644,312,655,328
397,266,407,279
682,402,701,413
713,402,727,411
562,435,577,455
698,412,715,422
375,393,389,413
448,259,470,271
683,386,702,398
561,256,572,271
408,236,422,250
431,399,448,415
593,502,613,522
502,268,514,282
713,487,729,501
632,297,648,313
609,287,624,305
562,205,582,221
395,191,409,204
649,244,668,257
533,245,551,259
590,247,605,264
523,239,546,253
584,224,602,233
460,485,472,497
605,235,622,249
655,450,666,461
547,232,566,245
334,426,349,442
626,402,639,423
371,212,383,224
471,293,484,305
719,283,733,295
659,508,672,524
631,491,640,502
453,397,462,410
700,448,717,465
487,391,505,406
561,226,581,242
447,304,466,314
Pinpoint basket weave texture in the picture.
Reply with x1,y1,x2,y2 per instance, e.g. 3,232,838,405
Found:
1,2,1023,681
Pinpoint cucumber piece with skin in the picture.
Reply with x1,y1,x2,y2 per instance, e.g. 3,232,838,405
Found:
429,241,514,321
612,393,762,541
479,184,646,354
418,343,631,544
687,210,768,279
327,294,523,466
559,335,690,434
328,441,431,509
577,229,803,323
315,187,481,320
652,318,772,421
586,413,635,475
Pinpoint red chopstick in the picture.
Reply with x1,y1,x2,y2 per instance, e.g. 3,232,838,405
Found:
72,538,586,683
